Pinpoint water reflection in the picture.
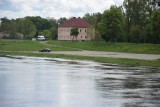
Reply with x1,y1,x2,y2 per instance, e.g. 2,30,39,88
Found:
0,56,160,107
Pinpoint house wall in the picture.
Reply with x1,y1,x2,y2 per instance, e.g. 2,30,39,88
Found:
58,28,71,40
0,32,10,39
58,27,94,41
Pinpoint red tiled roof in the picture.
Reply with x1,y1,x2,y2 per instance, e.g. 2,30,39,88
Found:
58,17,92,28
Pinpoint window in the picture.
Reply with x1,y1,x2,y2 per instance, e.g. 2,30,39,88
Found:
85,36,87,39
59,29,61,33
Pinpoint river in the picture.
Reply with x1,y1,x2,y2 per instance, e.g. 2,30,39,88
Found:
0,56,160,107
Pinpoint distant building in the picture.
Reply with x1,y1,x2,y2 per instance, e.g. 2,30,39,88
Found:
0,31,10,39
0,31,24,39
58,17,95,41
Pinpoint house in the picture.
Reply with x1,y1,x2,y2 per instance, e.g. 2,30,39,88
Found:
0,31,24,39
0,31,10,39
58,17,95,41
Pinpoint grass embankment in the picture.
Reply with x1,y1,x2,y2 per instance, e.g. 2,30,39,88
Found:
0,40,160,67
0,40,76,51
48,41,160,54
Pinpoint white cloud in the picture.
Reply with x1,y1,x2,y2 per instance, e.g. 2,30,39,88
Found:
113,0,124,6
0,0,124,19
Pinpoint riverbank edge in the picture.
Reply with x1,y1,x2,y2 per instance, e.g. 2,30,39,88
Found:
0,51,160,67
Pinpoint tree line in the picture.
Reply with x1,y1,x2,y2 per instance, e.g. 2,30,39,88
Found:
83,0,160,44
0,16,67,40
0,0,160,43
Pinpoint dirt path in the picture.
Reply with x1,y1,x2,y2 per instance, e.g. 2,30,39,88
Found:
50,51,160,60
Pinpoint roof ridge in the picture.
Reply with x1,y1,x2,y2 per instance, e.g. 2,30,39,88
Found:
59,17,92,28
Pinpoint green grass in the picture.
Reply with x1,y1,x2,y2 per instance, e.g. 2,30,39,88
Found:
0,40,76,51
0,51,160,67
47,41,160,54
1,40,159,54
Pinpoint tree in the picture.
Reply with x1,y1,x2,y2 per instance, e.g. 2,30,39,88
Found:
48,19,57,30
151,9,160,43
49,27,58,40
40,30,51,40
130,25,142,43
94,30,102,41
16,19,25,35
87,27,95,40
123,0,150,42
83,13,102,28
9,21,17,39
25,16,54,38
0,17,12,32
48,19,58,40
70,27,79,41
83,13,102,41
57,17,67,25
98,6,124,42
22,19,37,39
123,0,148,26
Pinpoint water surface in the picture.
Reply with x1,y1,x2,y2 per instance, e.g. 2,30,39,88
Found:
0,56,160,107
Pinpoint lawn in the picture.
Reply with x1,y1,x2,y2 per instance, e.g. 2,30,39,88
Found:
0,40,76,51
47,40,160,54
1,40,159,54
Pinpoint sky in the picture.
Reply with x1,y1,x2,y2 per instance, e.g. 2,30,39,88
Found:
0,0,124,19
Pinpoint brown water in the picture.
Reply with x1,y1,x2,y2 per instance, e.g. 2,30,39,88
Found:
0,56,160,107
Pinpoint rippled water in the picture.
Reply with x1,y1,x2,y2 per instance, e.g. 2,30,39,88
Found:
0,56,160,107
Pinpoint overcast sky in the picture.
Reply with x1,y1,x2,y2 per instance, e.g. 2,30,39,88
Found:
0,0,124,19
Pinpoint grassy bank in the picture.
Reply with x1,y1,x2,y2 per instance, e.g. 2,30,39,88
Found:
48,41,160,54
0,51,160,67
1,40,160,54
0,40,76,51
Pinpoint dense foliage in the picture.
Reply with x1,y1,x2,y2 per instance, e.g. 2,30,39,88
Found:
98,6,124,42
82,0,160,43
0,16,58,40
70,27,79,41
